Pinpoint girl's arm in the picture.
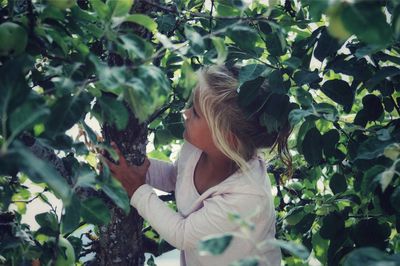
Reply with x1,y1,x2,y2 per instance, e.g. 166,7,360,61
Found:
145,158,177,193
130,185,268,251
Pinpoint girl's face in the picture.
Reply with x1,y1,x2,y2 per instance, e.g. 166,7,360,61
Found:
182,90,215,152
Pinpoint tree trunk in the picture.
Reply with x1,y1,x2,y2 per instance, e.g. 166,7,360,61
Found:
91,1,158,264
92,111,148,265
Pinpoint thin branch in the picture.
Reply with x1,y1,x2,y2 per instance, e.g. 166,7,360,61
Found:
139,0,177,13
333,121,356,144
209,0,214,34
11,188,48,204
145,98,174,125
390,95,400,116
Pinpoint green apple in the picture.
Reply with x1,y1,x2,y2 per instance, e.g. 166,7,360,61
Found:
0,22,28,56
327,3,352,41
55,236,76,266
47,0,76,9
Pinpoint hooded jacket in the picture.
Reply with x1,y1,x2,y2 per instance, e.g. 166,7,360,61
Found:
130,141,281,266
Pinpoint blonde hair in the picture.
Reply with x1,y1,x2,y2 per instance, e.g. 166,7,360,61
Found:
192,65,293,178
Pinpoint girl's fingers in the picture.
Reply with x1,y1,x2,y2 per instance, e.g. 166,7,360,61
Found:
111,141,126,165
101,156,117,173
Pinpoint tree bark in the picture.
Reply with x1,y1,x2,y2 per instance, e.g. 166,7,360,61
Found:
91,1,159,264
92,111,148,265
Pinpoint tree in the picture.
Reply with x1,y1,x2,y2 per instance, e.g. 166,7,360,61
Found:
0,0,400,265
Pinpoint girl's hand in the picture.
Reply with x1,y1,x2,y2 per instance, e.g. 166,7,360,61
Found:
101,142,150,197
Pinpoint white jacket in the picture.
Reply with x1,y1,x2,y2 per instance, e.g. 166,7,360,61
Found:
130,141,281,266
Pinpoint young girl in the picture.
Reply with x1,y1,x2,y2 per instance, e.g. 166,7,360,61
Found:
102,65,292,266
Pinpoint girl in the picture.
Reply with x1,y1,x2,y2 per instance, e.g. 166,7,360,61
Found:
102,65,292,266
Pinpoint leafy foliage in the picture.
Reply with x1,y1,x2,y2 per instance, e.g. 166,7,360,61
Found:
1,0,400,265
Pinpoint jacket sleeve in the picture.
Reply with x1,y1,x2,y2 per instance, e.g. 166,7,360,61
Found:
145,158,177,193
130,184,266,251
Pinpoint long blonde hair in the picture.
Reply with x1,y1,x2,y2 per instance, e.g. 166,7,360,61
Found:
192,65,293,178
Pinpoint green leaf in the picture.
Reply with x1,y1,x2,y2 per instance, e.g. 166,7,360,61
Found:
238,64,271,84
0,56,32,114
365,66,400,90
97,95,129,130
351,218,391,249
261,94,291,132
293,70,321,86
361,94,383,121
211,36,228,65
268,70,290,94
35,212,59,236
124,65,170,122
113,14,157,31
285,206,306,226
45,93,92,136
100,177,130,214
15,143,72,204
390,187,400,213
356,137,393,161
147,150,170,162
156,14,176,34
198,234,233,256
320,212,345,239
108,0,133,17
89,55,127,91
73,166,98,189
320,79,353,113
265,31,286,56
314,27,341,61
61,194,81,234
341,2,392,46
237,76,266,108
288,109,315,126
70,5,98,22
311,231,329,265
267,239,310,260
9,101,50,141
294,87,314,107
293,213,316,234
90,0,110,19
296,119,316,154
361,165,385,195
343,247,400,266
164,112,184,139
118,34,154,61
154,128,174,148
301,127,323,165
177,61,197,99
322,129,339,152
81,120,98,145
215,1,241,16
184,25,204,54
227,25,258,53
81,197,111,225
229,257,259,266
329,173,347,194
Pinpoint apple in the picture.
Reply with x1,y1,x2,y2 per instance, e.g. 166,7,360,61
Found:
327,3,352,41
46,0,76,9
55,236,76,266
0,22,28,56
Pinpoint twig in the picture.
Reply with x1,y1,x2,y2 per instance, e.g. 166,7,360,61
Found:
145,97,174,125
209,0,214,34
140,0,177,13
390,95,400,116
11,188,48,204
